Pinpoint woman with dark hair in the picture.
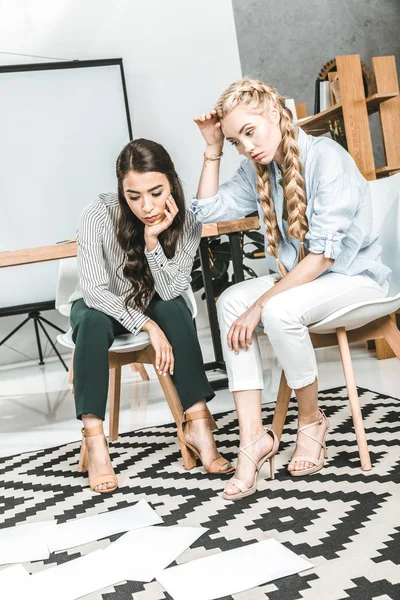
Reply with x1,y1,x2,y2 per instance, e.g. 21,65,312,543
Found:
69,138,233,493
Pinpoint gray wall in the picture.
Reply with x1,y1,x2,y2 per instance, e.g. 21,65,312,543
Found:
232,0,400,166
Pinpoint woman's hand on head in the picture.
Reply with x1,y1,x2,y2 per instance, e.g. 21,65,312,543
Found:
193,109,224,148
142,320,174,375
227,301,263,354
144,195,179,241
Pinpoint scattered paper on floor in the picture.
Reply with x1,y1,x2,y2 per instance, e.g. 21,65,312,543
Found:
43,498,162,552
0,520,56,565
103,525,207,582
157,538,313,600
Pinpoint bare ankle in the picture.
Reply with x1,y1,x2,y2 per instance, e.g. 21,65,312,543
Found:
239,425,265,445
298,410,320,426
82,414,103,430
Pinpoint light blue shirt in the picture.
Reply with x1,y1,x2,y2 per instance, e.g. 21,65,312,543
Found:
189,127,391,286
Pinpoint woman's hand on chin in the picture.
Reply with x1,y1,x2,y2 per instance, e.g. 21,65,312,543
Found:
144,195,179,243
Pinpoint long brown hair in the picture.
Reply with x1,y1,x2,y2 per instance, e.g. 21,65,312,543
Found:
215,79,308,277
116,139,186,311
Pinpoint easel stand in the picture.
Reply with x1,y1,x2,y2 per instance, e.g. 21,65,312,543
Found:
0,301,68,371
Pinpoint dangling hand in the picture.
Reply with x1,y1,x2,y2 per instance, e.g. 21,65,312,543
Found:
227,301,263,354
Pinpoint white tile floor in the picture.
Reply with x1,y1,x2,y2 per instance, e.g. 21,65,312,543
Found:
0,327,399,458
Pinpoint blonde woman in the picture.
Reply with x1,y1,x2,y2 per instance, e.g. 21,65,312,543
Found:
191,79,391,501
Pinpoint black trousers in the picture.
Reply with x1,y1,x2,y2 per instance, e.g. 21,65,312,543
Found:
70,295,215,420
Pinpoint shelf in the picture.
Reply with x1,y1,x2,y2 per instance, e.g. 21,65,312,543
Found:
375,165,400,178
298,92,398,135
366,93,398,113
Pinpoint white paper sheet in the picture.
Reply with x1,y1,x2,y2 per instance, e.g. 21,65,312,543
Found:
44,499,162,552
30,550,127,600
0,564,36,600
157,538,313,600
104,525,207,582
0,520,56,565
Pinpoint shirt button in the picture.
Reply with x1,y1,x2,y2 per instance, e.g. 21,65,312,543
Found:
155,251,158,255
160,264,164,267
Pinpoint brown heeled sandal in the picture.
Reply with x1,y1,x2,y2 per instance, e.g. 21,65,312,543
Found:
178,408,234,474
78,425,118,493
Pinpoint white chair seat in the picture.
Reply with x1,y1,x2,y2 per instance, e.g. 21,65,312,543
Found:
57,330,151,353
309,292,400,334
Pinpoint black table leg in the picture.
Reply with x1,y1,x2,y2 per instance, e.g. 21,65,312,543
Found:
229,232,245,283
198,233,246,391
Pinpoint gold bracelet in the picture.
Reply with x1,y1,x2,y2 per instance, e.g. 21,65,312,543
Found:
203,151,223,162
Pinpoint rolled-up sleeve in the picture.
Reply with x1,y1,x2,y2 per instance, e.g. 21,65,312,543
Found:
306,147,362,261
189,161,258,223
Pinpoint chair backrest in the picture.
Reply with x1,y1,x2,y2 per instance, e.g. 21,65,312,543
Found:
55,256,198,319
56,257,78,316
369,172,400,294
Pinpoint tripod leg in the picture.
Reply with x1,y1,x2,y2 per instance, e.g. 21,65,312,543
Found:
33,317,45,365
37,318,68,371
39,315,66,335
0,316,31,346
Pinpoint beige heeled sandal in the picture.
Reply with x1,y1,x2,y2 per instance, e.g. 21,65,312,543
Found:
223,428,280,501
288,409,329,477
178,408,234,474
78,425,118,493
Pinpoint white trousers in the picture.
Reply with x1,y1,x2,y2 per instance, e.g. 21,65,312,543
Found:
216,273,389,391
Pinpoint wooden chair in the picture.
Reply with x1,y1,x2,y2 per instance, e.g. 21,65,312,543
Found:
272,173,400,471
56,258,197,469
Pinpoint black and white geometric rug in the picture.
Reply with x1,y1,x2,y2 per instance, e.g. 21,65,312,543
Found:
1,386,399,600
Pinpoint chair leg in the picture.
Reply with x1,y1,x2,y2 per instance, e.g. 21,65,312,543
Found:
140,346,196,470
272,371,292,441
109,365,121,441
380,316,400,359
68,349,75,394
336,327,372,471
155,370,197,469
130,363,150,381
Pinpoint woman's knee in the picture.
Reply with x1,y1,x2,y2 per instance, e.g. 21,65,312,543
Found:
216,283,247,320
262,296,297,336
150,296,190,321
74,308,113,338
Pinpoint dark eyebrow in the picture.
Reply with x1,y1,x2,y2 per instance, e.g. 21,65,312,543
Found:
226,122,253,141
126,184,163,194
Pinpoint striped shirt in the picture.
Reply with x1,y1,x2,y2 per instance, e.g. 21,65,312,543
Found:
190,127,391,286
69,193,202,334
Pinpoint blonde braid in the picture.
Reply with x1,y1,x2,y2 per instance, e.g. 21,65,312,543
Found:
279,101,308,260
255,164,287,277
215,78,309,273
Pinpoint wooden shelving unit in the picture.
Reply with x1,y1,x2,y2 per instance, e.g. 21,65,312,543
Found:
298,54,400,184
297,54,400,358
299,92,398,136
